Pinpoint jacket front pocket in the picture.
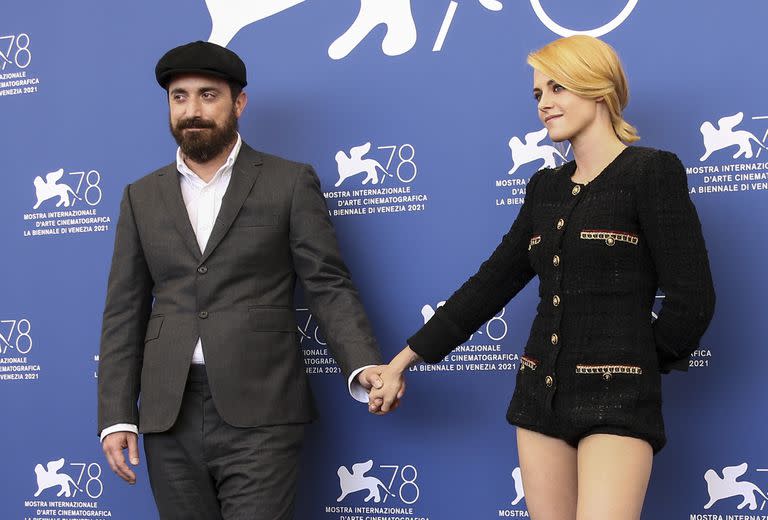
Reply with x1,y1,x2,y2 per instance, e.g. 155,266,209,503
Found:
144,315,164,343
248,306,297,332
572,363,642,427
579,229,639,247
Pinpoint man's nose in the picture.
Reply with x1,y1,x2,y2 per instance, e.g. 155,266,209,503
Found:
186,97,204,118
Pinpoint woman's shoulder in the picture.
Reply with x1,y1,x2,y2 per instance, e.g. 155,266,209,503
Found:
623,146,688,191
624,145,683,168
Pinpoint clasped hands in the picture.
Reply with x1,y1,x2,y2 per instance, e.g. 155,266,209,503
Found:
356,346,420,415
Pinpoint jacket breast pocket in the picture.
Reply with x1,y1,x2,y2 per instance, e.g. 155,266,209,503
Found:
144,315,164,343
248,306,296,332
579,229,639,248
233,213,279,227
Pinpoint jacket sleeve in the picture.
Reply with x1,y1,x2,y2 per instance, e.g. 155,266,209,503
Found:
289,165,382,380
97,184,154,434
407,170,544,363
636,151,716,372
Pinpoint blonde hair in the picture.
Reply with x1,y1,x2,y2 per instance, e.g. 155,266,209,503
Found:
527,35,639,143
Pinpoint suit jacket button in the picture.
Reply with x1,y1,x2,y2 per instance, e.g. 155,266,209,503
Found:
198,311,209,319
197,266,208,274
545,375,554,387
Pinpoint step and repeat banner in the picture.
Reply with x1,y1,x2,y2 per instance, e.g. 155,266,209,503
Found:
1,1,766,519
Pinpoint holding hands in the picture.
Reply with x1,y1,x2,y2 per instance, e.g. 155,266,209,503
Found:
365,346,421,415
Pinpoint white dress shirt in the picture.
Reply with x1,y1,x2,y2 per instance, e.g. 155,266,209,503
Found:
100,134,372,441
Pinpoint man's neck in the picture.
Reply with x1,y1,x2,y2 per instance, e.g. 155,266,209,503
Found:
183,140,237,183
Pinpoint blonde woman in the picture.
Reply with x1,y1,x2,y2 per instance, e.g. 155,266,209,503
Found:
370,36,715,519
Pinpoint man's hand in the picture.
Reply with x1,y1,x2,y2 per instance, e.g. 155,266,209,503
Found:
368,364,406,414
102,431,140,484
356,365,385,392
367,346,421,415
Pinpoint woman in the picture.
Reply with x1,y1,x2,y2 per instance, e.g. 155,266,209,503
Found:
370,35,715,519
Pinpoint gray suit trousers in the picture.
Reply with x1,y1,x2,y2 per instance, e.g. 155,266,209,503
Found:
144,366,305,520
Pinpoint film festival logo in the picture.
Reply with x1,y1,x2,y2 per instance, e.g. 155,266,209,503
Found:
699,112,768,162
496,466,528,515
32,458,103,499
203,0,638,59
335,460,420,505
31,168,103,210
334,142,417,188
703,462,768,512
24,167,110,238
508,127,569,175
0,32,39,98
511,466,525,506
0,33,31,71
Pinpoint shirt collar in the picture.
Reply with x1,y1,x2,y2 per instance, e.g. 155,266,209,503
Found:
176,132,242,186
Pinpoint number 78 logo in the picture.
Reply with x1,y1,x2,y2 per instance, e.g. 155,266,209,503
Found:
0,319,32,355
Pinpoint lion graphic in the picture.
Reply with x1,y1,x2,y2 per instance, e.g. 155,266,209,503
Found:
508,128,566,175
334,142,388,187
704,462,768,511
511,466,525,506
34,458,82,498
337,460,394,503
33,168,81,209
699,112,767,161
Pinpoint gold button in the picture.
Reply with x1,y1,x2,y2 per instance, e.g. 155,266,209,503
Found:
552,295,560,306
572,185,581,195
552,255,560,267
545,375,554,387
606,237,616,246
602,372,613,381
556,218,565,230
550,333,559,345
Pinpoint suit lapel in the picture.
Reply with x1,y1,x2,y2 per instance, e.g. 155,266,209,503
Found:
200,144,263,263
157,163,202,260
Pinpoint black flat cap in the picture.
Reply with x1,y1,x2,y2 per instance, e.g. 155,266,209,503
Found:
155,41,247,89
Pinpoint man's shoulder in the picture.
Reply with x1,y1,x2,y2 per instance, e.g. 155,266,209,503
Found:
240,143,310,176
127,161,176,193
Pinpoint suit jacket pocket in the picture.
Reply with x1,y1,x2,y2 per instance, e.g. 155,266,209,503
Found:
233,213,279,227
144,315,164,343
248,306,296,332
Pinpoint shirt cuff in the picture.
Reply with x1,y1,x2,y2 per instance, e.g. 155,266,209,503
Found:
348,365,377,403
100,423,138,442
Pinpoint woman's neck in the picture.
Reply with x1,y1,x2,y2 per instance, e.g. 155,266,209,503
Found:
570,125,627,184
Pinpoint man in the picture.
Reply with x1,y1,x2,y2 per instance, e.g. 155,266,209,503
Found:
97,41,386,519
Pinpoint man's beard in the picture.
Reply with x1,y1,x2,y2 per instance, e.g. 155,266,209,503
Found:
170,108,238,164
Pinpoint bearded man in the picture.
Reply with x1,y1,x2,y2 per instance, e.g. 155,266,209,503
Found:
97,41,386,520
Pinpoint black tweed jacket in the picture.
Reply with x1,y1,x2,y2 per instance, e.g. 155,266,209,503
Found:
409,146,715,376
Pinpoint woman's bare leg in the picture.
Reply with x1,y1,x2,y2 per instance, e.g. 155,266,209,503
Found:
516,427,578,520
575,434,652,520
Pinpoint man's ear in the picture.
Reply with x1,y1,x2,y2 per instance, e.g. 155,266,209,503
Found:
235,91,248,116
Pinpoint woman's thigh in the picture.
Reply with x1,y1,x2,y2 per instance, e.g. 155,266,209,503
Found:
516,427,578,520
576,433,653,520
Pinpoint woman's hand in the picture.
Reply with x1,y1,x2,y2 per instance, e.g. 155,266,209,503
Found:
368,346,421,414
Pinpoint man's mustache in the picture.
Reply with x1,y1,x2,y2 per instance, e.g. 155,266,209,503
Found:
176,118,216,130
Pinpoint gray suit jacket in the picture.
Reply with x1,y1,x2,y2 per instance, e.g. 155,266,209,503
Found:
97,143,382,434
